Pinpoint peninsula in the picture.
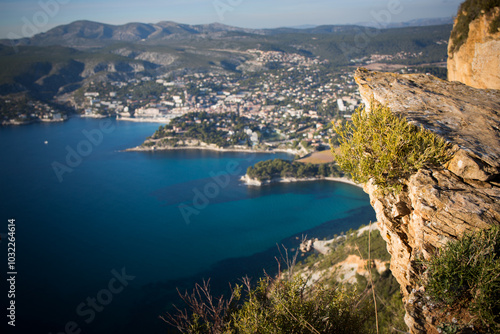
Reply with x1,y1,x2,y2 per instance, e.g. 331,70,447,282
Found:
126,111,327,155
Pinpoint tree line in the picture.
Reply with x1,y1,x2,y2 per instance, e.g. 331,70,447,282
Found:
246,158,344,181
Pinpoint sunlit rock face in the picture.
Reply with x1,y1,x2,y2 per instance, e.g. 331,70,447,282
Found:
448,7,500,90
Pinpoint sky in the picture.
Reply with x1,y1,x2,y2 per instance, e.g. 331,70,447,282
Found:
0,0,464,39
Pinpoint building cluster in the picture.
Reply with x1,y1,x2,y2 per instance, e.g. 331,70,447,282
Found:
77,50,364,146
0,98,66,124
351,51,425,65
247,50,329,67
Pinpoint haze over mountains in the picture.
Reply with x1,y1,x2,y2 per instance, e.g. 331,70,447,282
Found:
357,16,454,28
2,17,454,48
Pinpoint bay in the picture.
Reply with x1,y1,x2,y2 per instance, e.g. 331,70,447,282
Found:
0,118,375,333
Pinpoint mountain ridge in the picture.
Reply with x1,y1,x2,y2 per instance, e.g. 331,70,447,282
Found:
0,22,453,102
2,18,454,48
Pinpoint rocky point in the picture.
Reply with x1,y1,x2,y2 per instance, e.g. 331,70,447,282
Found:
354,68,500,333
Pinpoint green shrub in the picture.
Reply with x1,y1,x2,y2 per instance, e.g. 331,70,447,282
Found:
423,226,500,332
164,276,373,334
331,104,451,192
449,0,500,54
232,277,371,334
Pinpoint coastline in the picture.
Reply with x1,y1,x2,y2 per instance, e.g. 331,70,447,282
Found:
239,174,362,189
116,116,171,123
2,118,67,126
124,142,301,155
80,114,110,119
125,141,360,189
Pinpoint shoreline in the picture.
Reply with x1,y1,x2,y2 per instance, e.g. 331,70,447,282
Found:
310,223,380,255
2,118,67,126
116,116,171,123
239,174,362,189
125,142,360,189
124,143,301,155
79,114,110,119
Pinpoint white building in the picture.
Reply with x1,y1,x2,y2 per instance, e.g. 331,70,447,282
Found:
134,107,167,117
337,99,346,112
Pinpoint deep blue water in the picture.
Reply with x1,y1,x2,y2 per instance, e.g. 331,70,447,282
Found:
0,118,375,334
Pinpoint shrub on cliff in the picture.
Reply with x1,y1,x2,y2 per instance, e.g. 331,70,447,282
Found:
331,103,450,192
423,226,500,332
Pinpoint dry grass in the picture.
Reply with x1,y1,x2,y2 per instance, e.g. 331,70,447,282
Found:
298,150,335,164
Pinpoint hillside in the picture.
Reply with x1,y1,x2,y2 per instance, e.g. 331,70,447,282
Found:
0,21,452,101
163,224,407,333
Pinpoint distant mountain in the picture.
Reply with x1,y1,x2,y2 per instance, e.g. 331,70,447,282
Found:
0,20,453,101
286,25,318,30
282,17,454,30
1,18,456,49
357,17,454,29
262,25,364,35
1,20,267,49
388,17,455,28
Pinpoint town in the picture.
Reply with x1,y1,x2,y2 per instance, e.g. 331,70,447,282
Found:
74,50,365,151
0,48,443,151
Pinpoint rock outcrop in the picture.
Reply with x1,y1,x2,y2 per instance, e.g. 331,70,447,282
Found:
354,68,500,333
448,6,500,90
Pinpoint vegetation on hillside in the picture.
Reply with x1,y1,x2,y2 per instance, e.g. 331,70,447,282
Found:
449,0,500,53
163,226,407,333
294,227,406,333
421,226,500,333
147,112,254,148
332,103,451,193
263,24,451,66
246,158,344,181
164,276,372,334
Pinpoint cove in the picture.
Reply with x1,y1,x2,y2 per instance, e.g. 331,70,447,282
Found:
0,118,375,333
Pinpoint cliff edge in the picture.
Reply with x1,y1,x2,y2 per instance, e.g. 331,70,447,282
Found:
448,4,500,90
354,68,500,333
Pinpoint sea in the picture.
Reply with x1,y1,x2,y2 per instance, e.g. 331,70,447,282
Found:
0,117,375,334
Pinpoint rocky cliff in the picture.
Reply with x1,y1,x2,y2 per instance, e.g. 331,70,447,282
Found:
354,68,500,333
447,5,500,90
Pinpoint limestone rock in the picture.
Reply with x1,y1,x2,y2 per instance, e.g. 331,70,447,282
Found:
448,7,500,90
300,239,314,253
355,69,500,333
355,68,500,181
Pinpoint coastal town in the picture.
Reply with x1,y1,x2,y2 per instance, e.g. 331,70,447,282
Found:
0,49,442,151
0,98,69,125
76,52,361,118
74,50,365,150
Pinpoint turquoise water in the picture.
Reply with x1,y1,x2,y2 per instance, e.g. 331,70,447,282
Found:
0,118,375,333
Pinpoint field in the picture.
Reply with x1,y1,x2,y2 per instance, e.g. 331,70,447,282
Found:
298,150,335,164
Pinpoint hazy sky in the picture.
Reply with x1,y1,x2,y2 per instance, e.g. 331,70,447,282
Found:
0,0,463,39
